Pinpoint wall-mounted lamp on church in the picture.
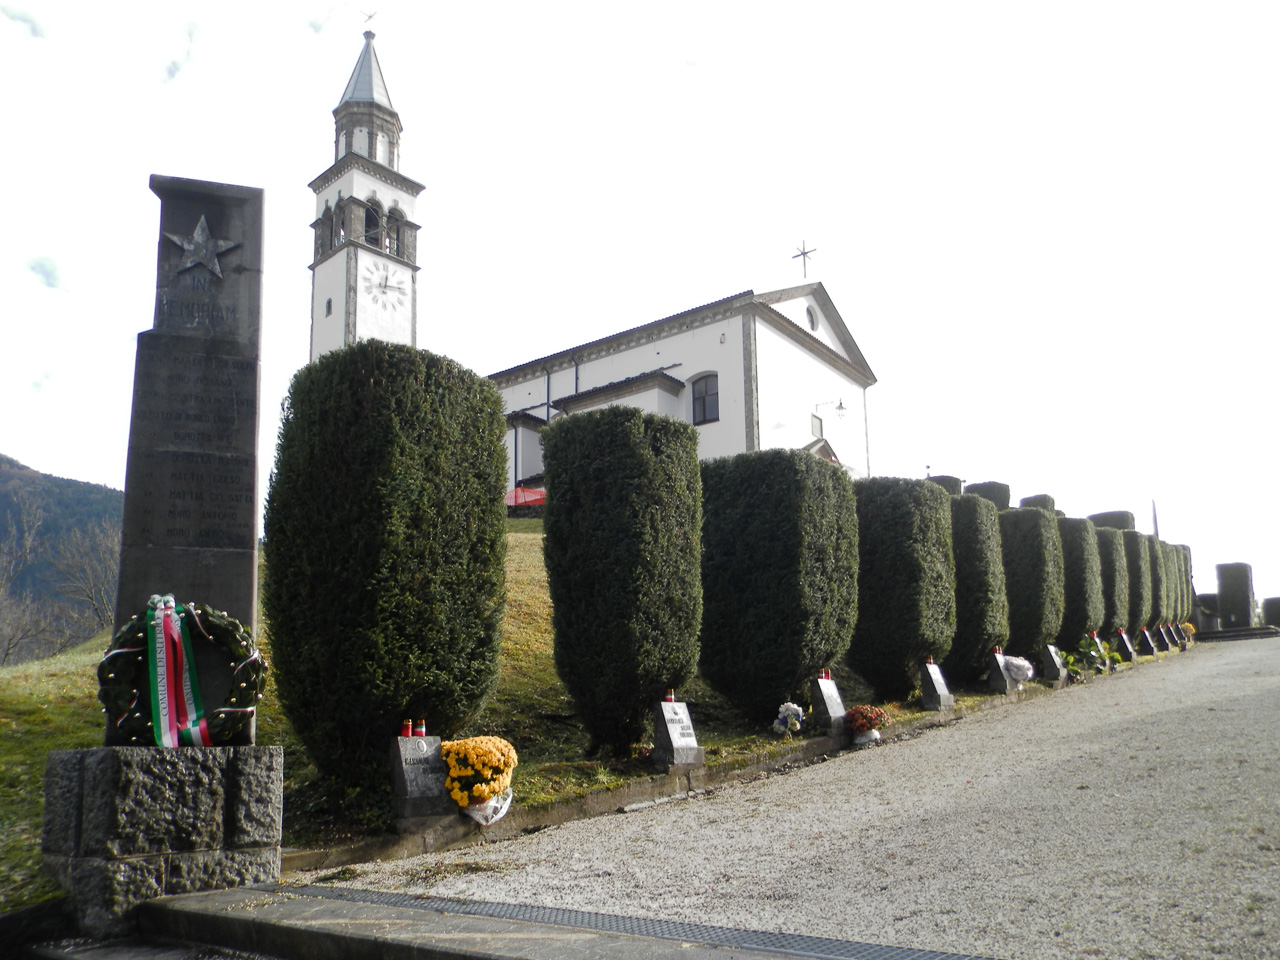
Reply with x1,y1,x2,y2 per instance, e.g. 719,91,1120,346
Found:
811,398,845,440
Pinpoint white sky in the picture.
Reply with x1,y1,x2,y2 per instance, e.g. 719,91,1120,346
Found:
2,1,1277,602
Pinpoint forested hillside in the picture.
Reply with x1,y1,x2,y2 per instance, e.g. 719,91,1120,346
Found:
0,455,123,663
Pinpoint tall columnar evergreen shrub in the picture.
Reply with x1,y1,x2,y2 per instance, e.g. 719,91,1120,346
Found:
1176,545,1195,623
848,478,955,700
262,341,507,792
700,450,858,720
927,475,963,496
1020,494,1056,513
1055,518,1104,649
942,494,1010,684
1094,527,1129,639
1162,542,1183,626
1147,536,1170,627
1089,511,1135,531
998,508,1065,657
1262,597,1280,628
542,406,702,756
1216,562,1256,628
1122,530,1152,633
964,481,1011,511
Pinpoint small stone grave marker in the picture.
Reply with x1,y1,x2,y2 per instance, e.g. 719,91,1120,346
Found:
1091,635,1111,672
652,700,704,770
1112,629,1136,662
1042,644,1069,689
390,736,453,819
1137,628,1159,656
809,673,847,734
987,648,1023,696
1159,624,1178,651
920,659,955,710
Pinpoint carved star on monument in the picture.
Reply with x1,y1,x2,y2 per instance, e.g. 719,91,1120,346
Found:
165,215,240,279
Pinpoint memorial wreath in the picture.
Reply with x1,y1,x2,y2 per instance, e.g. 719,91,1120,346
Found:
98,594,267,747
440,736,518,807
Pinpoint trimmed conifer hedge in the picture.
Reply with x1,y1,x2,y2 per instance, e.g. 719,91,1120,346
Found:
1021,494,1056,513
1162,542,1183,626
1216,562,1256,628
964,481,1010,511
700,450,858,720
1262,597,1280,628
1056,518,1104,649
1122,530,1152,633
1176,544,1195,623
262,341,507,792
998,507,1065,657
1095,527,1129,639
1089,511,1135,531
1147,536,1170,627
848,478,955,700
542,406,702,756
927,475,963,496
942,494,1009,684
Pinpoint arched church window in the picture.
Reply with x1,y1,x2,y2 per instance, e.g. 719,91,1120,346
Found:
692,374,719,425
325,298,333,317
363,203,382,247
385,209,404,257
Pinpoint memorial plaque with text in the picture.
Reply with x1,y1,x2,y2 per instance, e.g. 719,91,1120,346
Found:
652,701,704,767
921,661,956,709
114,176,263,637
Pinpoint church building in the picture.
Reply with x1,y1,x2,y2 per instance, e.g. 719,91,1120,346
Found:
493,285,877,498
308,36,877,495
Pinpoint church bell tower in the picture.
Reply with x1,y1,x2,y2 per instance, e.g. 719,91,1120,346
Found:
309,31,425,362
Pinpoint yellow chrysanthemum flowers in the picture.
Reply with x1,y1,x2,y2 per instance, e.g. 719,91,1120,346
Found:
441,736,518,808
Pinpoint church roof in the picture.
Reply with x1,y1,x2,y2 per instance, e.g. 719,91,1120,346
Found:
338,31,394,111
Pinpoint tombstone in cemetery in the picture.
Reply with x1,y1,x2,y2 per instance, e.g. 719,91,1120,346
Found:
42,177,279,938
1112,628,1136,662
986,647,1022,696
652,693,705,771
390,733,454,821
1091,633,1111,672
1041,644,1069,689
1149,625,1170,652
809,669,848,735
920,657,955,710
1136,627,1159,656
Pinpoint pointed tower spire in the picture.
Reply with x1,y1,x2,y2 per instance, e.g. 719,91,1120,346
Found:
339,31,394,111
332,31,402,170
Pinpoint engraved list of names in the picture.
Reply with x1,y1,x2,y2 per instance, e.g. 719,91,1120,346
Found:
114,175,264,635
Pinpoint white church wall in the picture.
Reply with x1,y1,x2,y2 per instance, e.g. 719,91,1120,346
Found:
310,261,348,360
764,294,844,357
755,320,869,478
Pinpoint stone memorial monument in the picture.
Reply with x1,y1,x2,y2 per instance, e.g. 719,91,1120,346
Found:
652,698,705,771
920,657,955,710
390,735,454,820
809,670,848,735
42,177,279,938
1112,629,1136,662
986,647,1024,696
114,175,263,641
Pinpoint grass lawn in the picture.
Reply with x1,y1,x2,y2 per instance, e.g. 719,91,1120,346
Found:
0,518,973,912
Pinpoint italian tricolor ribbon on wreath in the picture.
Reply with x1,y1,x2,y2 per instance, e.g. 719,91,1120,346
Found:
146,593,212,747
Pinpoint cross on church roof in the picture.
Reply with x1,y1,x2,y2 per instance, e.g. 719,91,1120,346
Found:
793,241,816,278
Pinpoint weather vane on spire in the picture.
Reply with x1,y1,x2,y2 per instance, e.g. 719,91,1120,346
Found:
792,241,816,278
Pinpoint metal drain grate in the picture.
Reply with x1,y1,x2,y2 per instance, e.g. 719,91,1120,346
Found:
281,885,1001,960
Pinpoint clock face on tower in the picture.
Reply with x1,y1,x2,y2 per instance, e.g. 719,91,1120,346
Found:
362,259,410,318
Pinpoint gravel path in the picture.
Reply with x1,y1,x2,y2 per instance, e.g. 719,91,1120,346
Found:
297,639,1280,960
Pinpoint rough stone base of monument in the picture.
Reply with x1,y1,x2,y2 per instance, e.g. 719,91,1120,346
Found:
652,701,705,771
42,746,282,938
390,736,455,820
1041,644,1069,689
